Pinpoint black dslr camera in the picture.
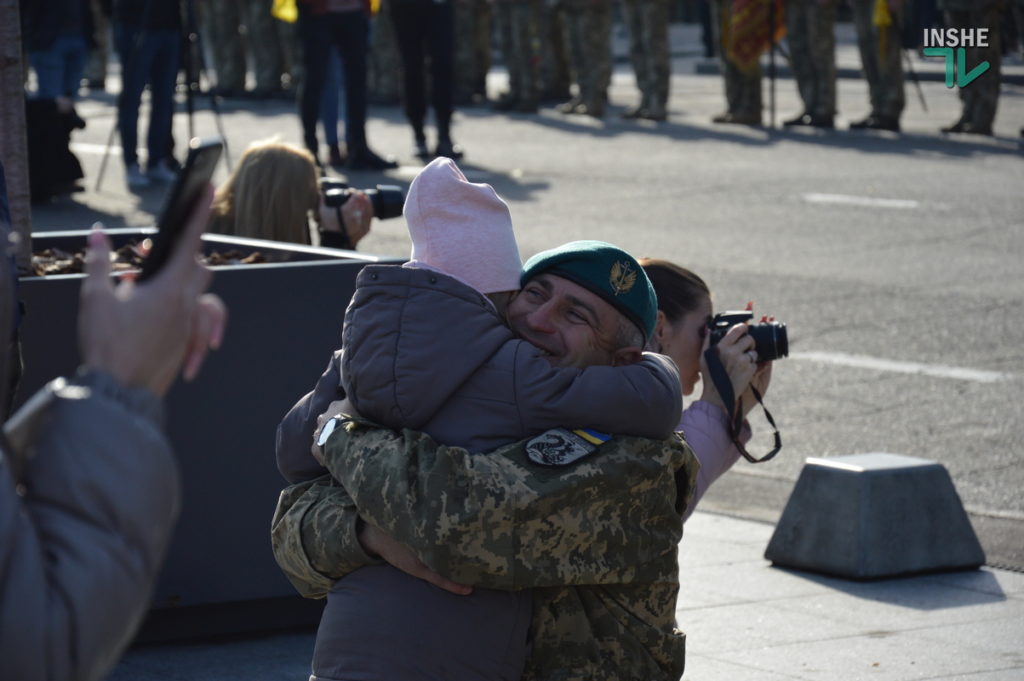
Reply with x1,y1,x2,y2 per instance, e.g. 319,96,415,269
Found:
320,178,404,220
709,311,789,362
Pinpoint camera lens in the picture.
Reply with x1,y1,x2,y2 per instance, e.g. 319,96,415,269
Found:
367,184,404,220
749,322,788,362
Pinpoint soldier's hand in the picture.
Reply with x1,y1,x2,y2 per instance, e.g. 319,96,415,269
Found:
358,521,473,596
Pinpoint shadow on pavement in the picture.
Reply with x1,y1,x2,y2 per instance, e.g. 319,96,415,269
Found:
771,565,1007,610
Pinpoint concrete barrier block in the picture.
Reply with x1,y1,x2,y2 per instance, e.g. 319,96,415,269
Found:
765,453,986,579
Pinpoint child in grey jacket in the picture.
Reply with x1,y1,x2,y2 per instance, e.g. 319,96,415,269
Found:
338,157,682,454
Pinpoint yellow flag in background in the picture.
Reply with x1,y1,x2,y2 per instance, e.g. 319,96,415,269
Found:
272,0,298,23
873,0,892,67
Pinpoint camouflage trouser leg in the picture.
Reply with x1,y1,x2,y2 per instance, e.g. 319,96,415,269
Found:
503,1,541,103
588,0,613,103
562,0,611,109
537,1,571,100
368,0,402,105
712,0,761,115
947,5,1002,129
241,0,285,93
276,17,302,94
784,0,836,117
560,5,585,103
201,0,247,92
84,0,109,84
473,0,493,96
622,0,671,113
850,0,904,118
454,0,490,102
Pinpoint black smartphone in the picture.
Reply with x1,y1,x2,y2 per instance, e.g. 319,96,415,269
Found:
137,136,224,282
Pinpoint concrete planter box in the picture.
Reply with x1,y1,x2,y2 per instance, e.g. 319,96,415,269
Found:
18,229,402,639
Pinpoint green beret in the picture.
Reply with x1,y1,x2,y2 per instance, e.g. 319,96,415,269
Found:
521,240,657,343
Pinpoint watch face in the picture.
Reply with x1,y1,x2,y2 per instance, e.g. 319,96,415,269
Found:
317,417,339,447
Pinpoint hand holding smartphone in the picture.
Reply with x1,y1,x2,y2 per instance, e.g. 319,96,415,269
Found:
138,136,224,282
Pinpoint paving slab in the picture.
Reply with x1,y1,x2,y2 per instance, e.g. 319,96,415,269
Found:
105,512,1024,680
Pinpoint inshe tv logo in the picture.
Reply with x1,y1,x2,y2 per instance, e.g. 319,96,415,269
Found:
922,29,991,88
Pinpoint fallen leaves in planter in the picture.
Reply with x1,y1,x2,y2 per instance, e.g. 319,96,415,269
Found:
31,243,267,276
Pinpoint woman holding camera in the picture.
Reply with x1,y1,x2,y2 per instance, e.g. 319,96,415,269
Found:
640,258,774,519
209,140,373,249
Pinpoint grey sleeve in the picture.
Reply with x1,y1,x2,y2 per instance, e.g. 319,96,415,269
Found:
512,347,683,440
0,370,179,681
276,350,344,483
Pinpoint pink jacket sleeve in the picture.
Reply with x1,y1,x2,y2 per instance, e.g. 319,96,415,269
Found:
677,400,750,521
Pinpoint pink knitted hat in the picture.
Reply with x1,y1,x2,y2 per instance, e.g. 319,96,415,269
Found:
405,157,522,294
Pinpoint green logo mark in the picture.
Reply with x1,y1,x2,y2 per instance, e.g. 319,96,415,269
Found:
923,47,991,88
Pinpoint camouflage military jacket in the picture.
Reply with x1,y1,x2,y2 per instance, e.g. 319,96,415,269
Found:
271,418,700,681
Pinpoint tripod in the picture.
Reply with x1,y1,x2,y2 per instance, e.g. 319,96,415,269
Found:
95,0,232,192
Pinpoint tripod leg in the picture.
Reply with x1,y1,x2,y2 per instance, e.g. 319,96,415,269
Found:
95,117,121,193
206,93,233,171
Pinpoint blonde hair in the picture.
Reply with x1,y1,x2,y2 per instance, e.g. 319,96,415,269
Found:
210,140,320,244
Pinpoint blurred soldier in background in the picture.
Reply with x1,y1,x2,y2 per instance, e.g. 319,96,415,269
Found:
557,0,612,117
200,0,291,98
621,0,671,120
200,0,247,97
453,0,492,105
782,0,836,128
492,0,542,113
711,0,764,126
241,0,290,98
367,0,403,105
537,1,572,103
849,0,904,131
84,0,112,91
939,0,1003,135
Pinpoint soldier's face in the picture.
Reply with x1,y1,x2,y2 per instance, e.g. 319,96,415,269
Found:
508,274,624,369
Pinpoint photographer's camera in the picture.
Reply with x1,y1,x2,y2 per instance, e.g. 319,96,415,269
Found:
709,311,788,362
320,178,404,220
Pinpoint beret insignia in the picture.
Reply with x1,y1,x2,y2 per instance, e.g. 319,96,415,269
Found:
609,261,637,296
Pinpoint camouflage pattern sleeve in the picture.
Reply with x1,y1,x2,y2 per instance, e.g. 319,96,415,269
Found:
319,418,699,590
270,473,382,599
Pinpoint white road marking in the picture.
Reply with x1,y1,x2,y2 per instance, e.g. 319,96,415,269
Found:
801,193,920,209
791,351,1013,383
71,142,125,155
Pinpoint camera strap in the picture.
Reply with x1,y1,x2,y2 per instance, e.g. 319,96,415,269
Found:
702,347,782,464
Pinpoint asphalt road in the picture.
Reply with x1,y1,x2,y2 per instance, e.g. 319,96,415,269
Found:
30,32,1024,568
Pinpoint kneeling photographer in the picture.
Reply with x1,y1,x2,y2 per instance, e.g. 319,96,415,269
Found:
209,140,402,250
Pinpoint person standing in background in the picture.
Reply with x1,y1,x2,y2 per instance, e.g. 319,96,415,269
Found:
849,0,905,132
390,0,464,159
23,0,95,101
621,0,671,121
556,0,612,117
297,0,398,170
491,0,542,113
939,0,1003,135
113,0,183,188
199,0,247,97
782,0,837,128
453,0,491,105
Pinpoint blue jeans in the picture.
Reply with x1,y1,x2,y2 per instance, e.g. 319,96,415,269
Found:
320,48,347,147
115,26,181,168
30,34,88,99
